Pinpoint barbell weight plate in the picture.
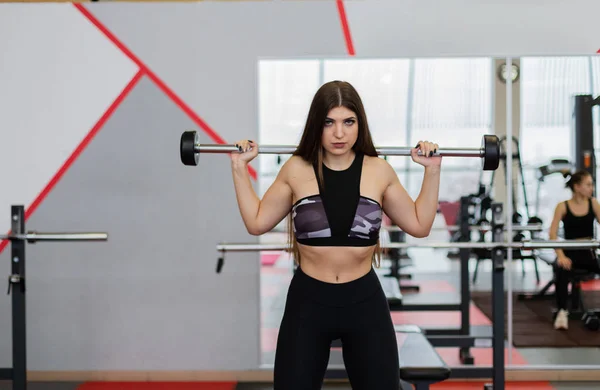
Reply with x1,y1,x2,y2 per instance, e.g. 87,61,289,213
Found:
180,130,199,166
482,134,500,171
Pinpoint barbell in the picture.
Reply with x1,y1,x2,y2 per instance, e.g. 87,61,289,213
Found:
0,231,108,243
215,239,599,252
180,130,501,171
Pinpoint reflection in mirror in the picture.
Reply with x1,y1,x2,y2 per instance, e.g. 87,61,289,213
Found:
508,55,600,370
256,56,600,380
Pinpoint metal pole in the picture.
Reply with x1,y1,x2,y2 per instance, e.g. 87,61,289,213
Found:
491,202,505,389
215,240,600,252
1,232,109,242
383,224,544,232
11,206,26,390
506,56,514,367
459,196,472,365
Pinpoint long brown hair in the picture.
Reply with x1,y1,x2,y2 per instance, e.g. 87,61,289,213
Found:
286,80,384,267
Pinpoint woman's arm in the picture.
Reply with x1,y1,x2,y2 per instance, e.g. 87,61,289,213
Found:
381,160,441,238
231,141,293,235
381,140,441,237
591,197,600,224
549,202,566,259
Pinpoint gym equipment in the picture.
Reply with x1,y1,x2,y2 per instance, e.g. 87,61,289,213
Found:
583,311,600,331
573,94,600,179
383,225,420,293
472,230,542,284
378,273,403,309
326,325,450,389
0,232,108,242
386,223,544,233
1,205,108,390
396,326,451,390
216,209,600,387
488,135,532,222
216,239,600,252
180,130,501,171
217,202,510,388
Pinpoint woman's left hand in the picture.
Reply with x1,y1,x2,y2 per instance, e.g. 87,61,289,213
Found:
412,140,442,168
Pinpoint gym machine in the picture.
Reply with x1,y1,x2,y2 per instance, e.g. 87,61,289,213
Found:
216,202,512,388
479,136,543,282
573,94,600,181
0,205,108,390
384,226,420,293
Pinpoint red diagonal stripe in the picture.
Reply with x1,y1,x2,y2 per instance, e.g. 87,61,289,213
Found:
0,69,145,254
73,3,257,180
336,0,355,56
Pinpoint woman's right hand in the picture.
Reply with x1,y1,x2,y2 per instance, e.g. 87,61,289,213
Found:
231,139,258,164
557,255,572,270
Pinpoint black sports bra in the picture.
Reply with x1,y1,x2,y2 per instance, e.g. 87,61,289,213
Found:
291,152,382,247
562,198,596,239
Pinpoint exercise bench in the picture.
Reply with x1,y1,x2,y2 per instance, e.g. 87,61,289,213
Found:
327,325,451,388
396,325,451,390
378,274,403,309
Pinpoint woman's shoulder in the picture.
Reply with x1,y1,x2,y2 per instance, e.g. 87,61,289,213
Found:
363,155,396,182
363,154,389,166
280,155,311,169
279,155,312,177
554,200,567,213
363,154,393,172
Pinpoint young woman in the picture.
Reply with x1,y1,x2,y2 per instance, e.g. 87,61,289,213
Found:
230,80,441,389
549,169,600,330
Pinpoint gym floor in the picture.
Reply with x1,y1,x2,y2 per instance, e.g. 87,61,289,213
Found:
257,215,600,389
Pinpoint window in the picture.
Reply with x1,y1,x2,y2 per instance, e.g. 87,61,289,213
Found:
323,59,411,171
257,58,493,228
258,60,321,198
407,58,493,201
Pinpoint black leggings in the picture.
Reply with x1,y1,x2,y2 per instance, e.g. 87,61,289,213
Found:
273,266,399,390
555,249,600,310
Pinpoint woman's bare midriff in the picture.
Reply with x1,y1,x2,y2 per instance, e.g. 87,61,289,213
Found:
287,155,384,284
296,243,376,283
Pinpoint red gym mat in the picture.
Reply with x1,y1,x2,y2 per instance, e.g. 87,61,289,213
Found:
582,278,600,291
260,252,280,266
78,383,236,390
390,303,492,327
534,276,600,292
435,347,528,366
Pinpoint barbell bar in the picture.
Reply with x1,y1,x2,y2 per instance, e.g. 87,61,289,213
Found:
0,231,108,243
269,224,544,235
180,130,501,171
215,239,599,252
359,224,544,233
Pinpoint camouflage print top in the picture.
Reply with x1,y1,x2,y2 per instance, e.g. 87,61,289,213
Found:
291,152,382,247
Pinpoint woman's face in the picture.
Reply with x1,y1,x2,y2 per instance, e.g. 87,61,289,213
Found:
321,106,359,157
574,174,594,198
